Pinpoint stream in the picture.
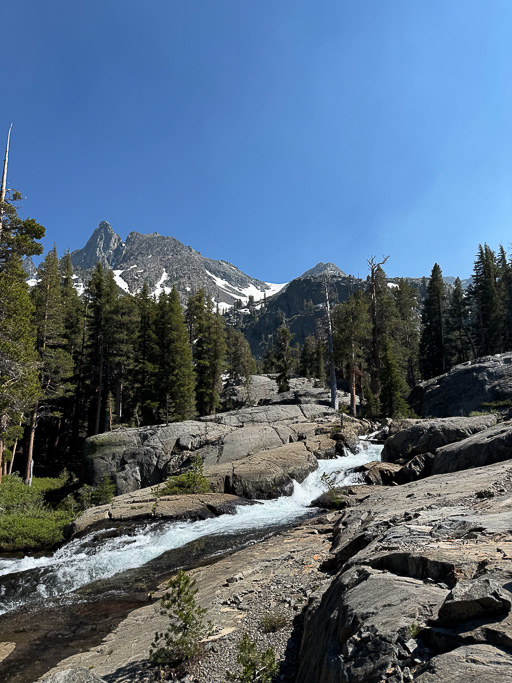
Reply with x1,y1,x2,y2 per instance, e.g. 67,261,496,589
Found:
0,442,381,617
0,440,382,682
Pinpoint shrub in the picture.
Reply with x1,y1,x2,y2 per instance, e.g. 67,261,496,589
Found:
149,569,213,669
159,454,211,496
91,475,116,505
225,634,279,683
0,474,73,551
260,611,288,633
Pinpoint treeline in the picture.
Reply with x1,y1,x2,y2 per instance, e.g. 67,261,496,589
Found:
0,199,256,480
325,247,512,418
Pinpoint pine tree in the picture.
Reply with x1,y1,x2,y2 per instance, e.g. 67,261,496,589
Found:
191,293,227,416
445,277,475,366
26,246,74,482
156,288,196,422
300,336,317,378
84,264,120,434
392,279,420,388
314,338,325,386
0,262,40,482
333,291,371,417
379,338,413,418
419,263,447,380
0,130,45,480
275,325,294,393
226,327,256,383
133,281,158,425
469,245,503,356
497,245,512,351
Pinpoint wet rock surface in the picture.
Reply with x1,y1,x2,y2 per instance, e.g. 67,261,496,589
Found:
70,492,251,537
35,516,340,683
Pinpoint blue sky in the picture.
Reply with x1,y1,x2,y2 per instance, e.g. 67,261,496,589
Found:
3,1,512,282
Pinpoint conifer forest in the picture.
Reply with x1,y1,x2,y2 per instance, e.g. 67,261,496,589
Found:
1,183,512,486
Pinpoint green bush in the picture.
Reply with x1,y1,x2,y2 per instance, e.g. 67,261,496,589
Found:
91,475,116,505
149,569,213,669
225,634,279,682
0,474,73,551
159,454,211,496
260,611,288,633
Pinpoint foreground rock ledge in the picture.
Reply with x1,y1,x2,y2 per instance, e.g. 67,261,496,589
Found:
71,491,249,537
296,458,512,683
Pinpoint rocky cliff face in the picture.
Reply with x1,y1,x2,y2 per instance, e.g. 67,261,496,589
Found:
410,352,512,418
69,221,286,308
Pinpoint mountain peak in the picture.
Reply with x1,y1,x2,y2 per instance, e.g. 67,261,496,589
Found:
299,262,346,279
71,221,124,270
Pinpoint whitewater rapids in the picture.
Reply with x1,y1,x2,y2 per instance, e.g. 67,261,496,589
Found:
0,441,382,615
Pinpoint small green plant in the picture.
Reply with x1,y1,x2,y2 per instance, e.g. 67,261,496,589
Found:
91,475,116,505
409,623,421,639
259,611,288,633
149,569,213,669
159,454,211,496
225,634,279,682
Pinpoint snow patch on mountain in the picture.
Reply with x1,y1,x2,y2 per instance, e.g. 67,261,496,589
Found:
113,270,131,293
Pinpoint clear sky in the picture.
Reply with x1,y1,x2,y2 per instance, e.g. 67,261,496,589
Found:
3,1,512,282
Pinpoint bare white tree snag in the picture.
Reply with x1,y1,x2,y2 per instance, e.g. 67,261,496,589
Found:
0,124,12,205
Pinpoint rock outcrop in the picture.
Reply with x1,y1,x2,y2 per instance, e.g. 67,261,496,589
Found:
70,490,251,537
410,352,512,418
296,458,512,683
381,415,497,464
85,403,341,495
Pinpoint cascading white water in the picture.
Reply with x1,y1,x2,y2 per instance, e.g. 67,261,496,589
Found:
0,441,382,616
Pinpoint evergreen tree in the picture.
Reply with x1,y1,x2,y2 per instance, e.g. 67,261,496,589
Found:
419,263,447,380
445,277,475,366
469,244,502,355
110,293,139,425
497,245,512,350
392,279,420,388
191,292,226,416
0,262,39,481
379,338,413,418
333,291,371,416
226,326,256,383
84,264,120,434
275,324,294,393
366,257,390,401
314,338,325,386
156,288,196,422
133,282,158,424
299,336,317,378
26,247,74,481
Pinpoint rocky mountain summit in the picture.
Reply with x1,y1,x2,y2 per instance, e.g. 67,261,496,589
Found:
69,221,286,307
